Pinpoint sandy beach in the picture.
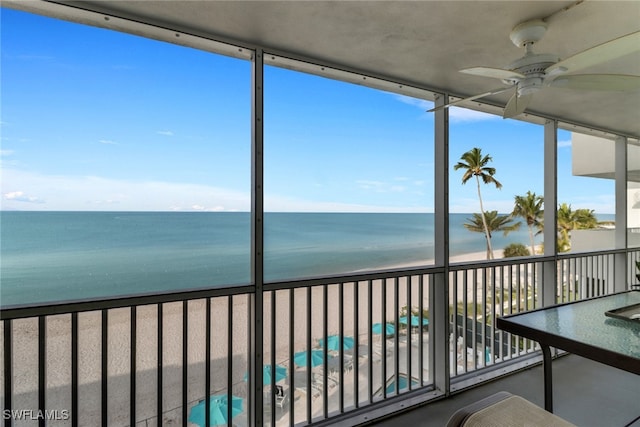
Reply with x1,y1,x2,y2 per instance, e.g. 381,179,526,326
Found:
1,249,535,426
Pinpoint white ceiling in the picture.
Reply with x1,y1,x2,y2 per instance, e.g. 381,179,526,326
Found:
8,0,640,138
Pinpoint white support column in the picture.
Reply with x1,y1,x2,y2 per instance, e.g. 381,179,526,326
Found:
614,136,628,292
432,93,449,394
542,120,558,307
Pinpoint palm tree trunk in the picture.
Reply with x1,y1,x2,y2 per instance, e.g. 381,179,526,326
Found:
475,175,494,259
528,226,536,255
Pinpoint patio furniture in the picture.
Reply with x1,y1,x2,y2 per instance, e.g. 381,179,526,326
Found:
446,391,576,427
275,384,289,409
497,291,640,412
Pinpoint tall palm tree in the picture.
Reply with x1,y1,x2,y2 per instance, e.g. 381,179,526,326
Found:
512,191,544,255
454,148,502,259
464,211,521,259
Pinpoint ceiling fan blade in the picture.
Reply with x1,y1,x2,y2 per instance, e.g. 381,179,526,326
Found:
548,74,640,91
427,86,514,112
546,31,640,75
503,92,533,119
460,67,525,81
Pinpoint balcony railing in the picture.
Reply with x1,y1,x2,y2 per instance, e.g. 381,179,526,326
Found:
1,249,637,426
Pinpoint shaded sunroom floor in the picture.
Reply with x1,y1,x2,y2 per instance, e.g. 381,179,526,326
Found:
362,354,640,427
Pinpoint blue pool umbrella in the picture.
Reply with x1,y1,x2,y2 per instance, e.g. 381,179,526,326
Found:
243,364,287,385
372,323,395,336
399,315,429,327
188,394,243,427
319,335,355,351
294,349,325,368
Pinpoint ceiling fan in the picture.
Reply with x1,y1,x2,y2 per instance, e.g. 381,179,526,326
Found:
428,19,640,118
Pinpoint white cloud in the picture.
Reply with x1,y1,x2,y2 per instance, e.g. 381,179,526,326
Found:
394,94,499,123
394,95,432,111
356,179,406,193
265,193,430,213
0,150,14,156
157,130,174,136
3,191,44,204
449,107,498,123
99,139,118,145
557,139,572,148
1,169,250,211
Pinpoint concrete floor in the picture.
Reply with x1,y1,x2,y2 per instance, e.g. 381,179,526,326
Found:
361,354,640,427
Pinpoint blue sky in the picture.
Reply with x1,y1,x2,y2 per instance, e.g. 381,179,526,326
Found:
1,8,615,214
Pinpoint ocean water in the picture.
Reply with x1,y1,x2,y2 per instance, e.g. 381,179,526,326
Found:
1,211,538,306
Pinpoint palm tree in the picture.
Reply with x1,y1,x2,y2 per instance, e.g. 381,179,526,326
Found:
557,203,576,252
454,148,502,259
464,211,521,259
512,191,544,255
556,204,599,252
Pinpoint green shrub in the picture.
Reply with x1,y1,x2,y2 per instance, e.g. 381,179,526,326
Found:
503,243,530,258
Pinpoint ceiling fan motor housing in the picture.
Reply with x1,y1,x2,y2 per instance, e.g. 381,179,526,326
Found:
502,53,561,95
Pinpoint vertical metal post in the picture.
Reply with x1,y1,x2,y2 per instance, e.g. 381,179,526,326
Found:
614,136,628,292
353,281,360,407
251,48,265,427
288,289,295,425
305,287,312,423
157,303,163,423
4,320,12,427
101,310,108,426
367,280,373,403
182,301,188,427
543,120,558,307
270,292,276,426
130,307,136,427
205,299,211,427
322,285,328,418
71,313,78,427
418,275,424,385
38,316,45,427
229,296,235,427
433,92,449,394
338,282,344,412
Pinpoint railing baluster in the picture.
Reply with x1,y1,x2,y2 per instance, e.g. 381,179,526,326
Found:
4,319,12,427
229,295,234,427
381,279,387,399
353,280,359,408
338,281,344,412
305,286,311,423
393,277,399,396
418,274,424,385
270,291,276,427
406,275,411,392
182,301,187,427
101,310,108,426
205,298,211,427
322,284,328,419
72,313,78,427
157,303,163,425
130,306,137,427
288,288,295,426
38,316,45,427
367,279,373,404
